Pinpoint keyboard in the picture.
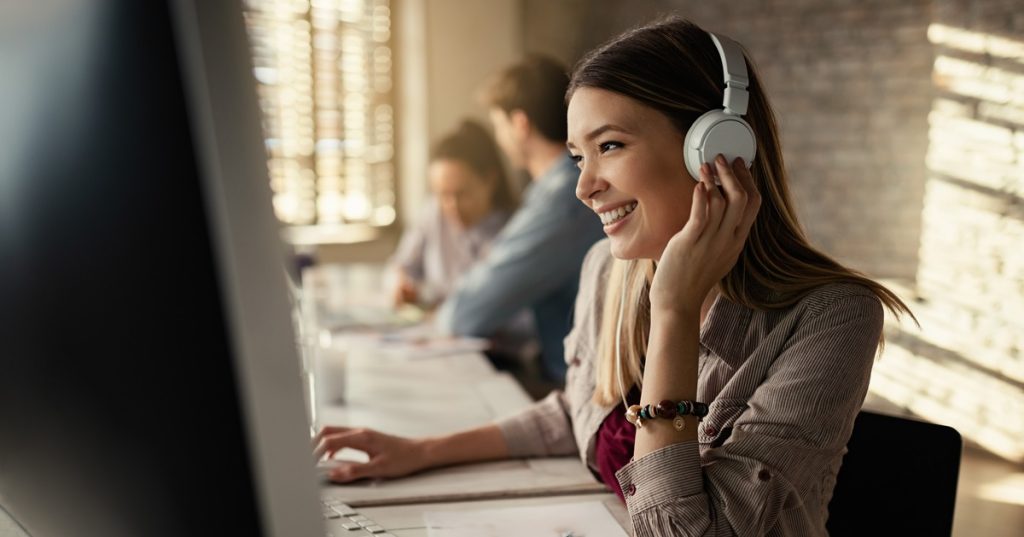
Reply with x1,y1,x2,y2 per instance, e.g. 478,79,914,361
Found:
321,498,396,536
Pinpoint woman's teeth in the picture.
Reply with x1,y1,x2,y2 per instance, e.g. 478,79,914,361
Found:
599,202,637,225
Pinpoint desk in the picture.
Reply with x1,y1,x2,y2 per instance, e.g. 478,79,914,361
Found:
351,494,629,537
303,264,629,536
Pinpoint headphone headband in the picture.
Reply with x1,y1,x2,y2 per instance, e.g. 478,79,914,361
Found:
682,31,757,181
709,32,749,116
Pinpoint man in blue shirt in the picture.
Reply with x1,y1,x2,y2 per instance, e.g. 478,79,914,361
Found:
436,55,604,384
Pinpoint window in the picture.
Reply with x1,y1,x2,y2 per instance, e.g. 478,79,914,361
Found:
243,0,395,229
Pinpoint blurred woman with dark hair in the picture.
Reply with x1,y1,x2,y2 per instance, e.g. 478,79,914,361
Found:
389,119,517,308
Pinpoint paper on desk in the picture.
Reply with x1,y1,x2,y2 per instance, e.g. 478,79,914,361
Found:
335,323,490,358
424,500,627,537
377,331,490,357
322,457,608,506
320,303,425,331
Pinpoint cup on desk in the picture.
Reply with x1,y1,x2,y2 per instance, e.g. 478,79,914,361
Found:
312,330,347,406
297,269,345,409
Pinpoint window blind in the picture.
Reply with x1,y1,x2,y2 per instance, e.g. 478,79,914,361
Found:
243,0,395,227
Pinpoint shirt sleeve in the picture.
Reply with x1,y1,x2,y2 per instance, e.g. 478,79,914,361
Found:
494,389,578,458
388,201,433,282
615,293,884,536
435,181,599,337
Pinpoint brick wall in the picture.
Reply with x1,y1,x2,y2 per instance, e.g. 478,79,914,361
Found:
524,0,933,280
875,0,1024,461
523,0,1024,461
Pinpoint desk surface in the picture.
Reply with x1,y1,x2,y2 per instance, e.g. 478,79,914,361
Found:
313,349,628,535
329,494,630,537
304,263,628,535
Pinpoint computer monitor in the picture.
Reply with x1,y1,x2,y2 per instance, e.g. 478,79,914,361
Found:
0,1,323,536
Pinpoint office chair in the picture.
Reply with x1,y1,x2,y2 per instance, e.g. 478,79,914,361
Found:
827,410,962,536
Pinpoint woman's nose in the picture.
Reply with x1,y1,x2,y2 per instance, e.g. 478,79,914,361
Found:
575,164,606,202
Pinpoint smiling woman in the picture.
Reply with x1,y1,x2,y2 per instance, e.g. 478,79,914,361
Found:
313,17,917,536
559,16,918,534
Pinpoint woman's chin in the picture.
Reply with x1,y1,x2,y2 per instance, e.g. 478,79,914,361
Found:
609,236,663,261
608,238,641,260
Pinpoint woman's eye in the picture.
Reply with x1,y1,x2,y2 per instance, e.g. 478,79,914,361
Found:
598,141,623,153
570,154,583,166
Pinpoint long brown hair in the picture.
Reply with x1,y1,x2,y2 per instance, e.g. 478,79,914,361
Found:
568,17,916,406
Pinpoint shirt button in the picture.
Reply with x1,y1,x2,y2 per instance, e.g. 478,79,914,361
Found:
625,483,637,496
704,425,718,436
758,469,771,481
570,357,581,366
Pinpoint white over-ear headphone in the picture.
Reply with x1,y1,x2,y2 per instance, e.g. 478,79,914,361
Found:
682,32,757,182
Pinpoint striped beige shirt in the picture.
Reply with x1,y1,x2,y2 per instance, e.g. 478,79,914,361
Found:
496,239,883,536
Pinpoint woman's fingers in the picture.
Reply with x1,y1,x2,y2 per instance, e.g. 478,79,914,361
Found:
311,427,427,484
327,460,380,483
731,157,761,239
312,425,351,449
732,156,757,194
312,437,333,460
682,165,709,240
715,155,749,234
702,160,726,230
314,428,375,460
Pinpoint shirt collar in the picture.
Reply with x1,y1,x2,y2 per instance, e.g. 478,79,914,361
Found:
699,293,754,370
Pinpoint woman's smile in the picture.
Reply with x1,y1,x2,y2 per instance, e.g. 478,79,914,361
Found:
597,199,637,222
597,201,638,233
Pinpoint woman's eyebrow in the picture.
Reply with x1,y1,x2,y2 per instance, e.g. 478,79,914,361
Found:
566,124,633,149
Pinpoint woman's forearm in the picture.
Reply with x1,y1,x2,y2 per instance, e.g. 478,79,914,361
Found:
634,309,701,458
419,424,510,468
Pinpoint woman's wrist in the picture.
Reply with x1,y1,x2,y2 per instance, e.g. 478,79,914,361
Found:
643,309,700,395
650,285,719,333
418,435,449,469
648,308,701,355
651,305,700,323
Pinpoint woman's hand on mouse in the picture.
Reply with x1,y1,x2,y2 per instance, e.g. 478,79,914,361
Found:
313,426,429,483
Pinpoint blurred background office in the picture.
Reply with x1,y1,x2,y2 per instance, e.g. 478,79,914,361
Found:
239,1,1021,535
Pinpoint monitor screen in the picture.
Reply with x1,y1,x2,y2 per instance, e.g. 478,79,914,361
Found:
0,1,322,535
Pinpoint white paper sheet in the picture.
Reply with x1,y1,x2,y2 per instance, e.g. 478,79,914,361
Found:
321,457,608,506
333,324,491,358
424,500,628,537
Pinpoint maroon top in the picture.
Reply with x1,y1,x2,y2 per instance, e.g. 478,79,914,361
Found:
594,387,640,502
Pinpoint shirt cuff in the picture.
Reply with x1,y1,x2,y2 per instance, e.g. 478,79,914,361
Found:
494,391,574,458
615,441,703,517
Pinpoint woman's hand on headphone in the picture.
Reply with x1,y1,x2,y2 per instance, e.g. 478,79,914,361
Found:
649,154,760,315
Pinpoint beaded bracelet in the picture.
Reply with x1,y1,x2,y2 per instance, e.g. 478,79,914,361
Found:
624,399,709,431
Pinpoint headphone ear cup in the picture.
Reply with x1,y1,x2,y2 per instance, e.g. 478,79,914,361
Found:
683,109,757,182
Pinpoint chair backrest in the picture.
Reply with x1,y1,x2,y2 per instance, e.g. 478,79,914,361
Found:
827,410,962,536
